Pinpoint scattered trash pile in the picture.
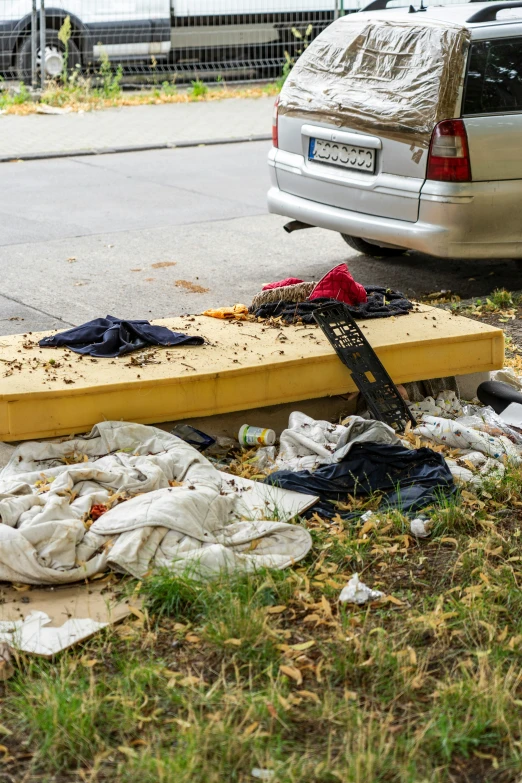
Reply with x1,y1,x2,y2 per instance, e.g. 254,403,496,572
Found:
204,263,416,325
0,278,519,658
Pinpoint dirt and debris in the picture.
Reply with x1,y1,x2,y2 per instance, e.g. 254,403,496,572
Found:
175,280,209,294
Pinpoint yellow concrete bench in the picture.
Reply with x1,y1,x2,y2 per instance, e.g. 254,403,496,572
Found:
0,306,504,441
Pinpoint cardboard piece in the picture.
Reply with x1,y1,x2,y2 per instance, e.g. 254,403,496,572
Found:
0,578,139,657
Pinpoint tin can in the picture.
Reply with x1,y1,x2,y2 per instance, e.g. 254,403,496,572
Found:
238,424,276,447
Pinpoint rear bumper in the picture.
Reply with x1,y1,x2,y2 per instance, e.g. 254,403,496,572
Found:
268,186,455,256
268,150,522,259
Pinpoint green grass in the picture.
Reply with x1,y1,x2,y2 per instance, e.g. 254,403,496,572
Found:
487,288,514,310
3,467,522,780
0,76,279,115
190,79,209,98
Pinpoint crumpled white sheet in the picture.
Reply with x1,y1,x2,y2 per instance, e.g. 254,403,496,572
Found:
408,390,464,419
269,411,397,472
444,452,506,486
0,421,313,585
413,416,521,465
411,396,522,485
414,415,521,463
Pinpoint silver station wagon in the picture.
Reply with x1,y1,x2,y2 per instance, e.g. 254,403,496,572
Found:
268,1,522,259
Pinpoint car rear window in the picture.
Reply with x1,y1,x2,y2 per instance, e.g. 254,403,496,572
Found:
463,37,522,115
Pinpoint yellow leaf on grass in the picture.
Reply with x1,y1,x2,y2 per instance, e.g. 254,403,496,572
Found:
179,675,205,687
118,746,138,759
128,606,146,623
0,725,12,736
358,520,375,537
498,626,509,642
81,658,99,668
243,721,259,737
277,694,291,710
290,640,315,651
186,634,201,643
280,665,303,685
266,605,287,614
321,595,333,618
325,579,345,589
0,745,8,754
297,689,320,703
439,537,459,547
302,614,321,624
223,638,242,646
386,595,404,606
169,718,191,729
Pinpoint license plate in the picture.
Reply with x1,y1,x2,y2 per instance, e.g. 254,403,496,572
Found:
309,138,375,173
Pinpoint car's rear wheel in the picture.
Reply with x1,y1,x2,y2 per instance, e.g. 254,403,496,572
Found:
341,234,408,258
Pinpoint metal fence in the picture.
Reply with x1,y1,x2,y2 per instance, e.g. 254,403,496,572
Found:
0,0,467,88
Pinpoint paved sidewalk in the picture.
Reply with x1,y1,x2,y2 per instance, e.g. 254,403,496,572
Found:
0,96,273,160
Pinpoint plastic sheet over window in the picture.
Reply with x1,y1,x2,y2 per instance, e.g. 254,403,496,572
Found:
278,16,471,148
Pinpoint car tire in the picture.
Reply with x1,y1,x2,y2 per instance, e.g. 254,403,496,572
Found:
341,234,408,258
16,30,81,84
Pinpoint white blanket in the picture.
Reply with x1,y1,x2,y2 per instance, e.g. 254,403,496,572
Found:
0,422,313,585
273,411,397,472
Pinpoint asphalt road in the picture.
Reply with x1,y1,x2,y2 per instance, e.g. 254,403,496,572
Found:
1,139,521,335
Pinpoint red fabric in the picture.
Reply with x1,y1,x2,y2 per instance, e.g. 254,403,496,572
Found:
308,264,367,305
262,277,304,291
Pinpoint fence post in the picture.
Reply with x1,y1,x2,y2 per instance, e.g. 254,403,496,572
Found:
334,0,340,19
39,0,46,91
31,0,38,88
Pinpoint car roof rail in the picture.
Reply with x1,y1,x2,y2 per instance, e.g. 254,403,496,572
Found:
360,0,411,10
467,0,522,21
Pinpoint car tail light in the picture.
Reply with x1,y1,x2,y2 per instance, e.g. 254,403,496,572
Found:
272,97,279,148
426,119,471,182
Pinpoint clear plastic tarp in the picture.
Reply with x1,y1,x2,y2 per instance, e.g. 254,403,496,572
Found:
279,15,471,147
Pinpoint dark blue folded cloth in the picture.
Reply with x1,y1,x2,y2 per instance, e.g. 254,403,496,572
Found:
39,315,204,358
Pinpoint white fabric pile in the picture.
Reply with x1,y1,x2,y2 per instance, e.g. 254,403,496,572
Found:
408,390,464,419
254,411,397,473
0,421,313,585
409,391,522,485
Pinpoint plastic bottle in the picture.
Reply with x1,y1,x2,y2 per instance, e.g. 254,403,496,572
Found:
238,424,276,447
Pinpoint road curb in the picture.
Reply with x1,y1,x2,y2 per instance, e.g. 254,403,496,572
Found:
0,133,272,163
